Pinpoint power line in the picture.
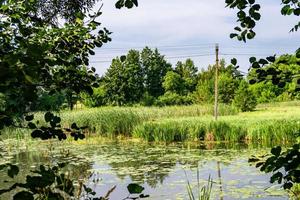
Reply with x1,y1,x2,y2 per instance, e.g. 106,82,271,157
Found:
90,53,215,63
95,43,215,51
220,53,272,56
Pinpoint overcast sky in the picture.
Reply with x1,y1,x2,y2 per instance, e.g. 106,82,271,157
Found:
89,0,299,75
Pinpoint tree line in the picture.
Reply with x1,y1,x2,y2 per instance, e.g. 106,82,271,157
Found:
30,47,299,112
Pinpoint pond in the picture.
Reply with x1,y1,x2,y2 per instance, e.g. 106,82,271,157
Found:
0,141,288,200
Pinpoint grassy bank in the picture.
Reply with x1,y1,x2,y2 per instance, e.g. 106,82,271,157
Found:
1,104,237,139
133,102,300,142
1,102,300,143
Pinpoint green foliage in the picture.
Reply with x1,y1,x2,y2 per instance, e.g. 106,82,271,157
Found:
218,72,240,104
249,144,300,194
249,82,282,103
226,0,300,41
34,92,66,111
81,86,107,108
193,79,214,103
102,47,172,105
33,0,98,23
132,107,300,143
0,162,137,200
115,0,139,9
104,50,144,105
140,92,156,106
234,80,257,112
0,0,110,136
156,92,193,106
0,163,74,199
194,60,241,104
248,55,300,95
163,71,185,94
103,58,127,105
175,59,198,93
141,47,172,98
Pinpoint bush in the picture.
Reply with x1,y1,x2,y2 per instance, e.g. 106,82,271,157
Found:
81,86,107,108
249,82,282,103
193,79,214,103
234,81,257,112
155,92,193,106
34,92,66,111
141,92,156,106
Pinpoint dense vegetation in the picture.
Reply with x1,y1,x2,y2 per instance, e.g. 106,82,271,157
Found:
69,52,299,114
1,0,300,199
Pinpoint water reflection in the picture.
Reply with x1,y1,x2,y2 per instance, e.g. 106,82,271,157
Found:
0,141,288,200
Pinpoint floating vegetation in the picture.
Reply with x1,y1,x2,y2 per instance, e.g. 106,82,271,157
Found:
0,141,289,199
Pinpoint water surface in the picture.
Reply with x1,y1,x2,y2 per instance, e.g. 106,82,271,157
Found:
0,141,288,200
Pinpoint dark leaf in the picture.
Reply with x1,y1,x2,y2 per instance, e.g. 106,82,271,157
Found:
266,56,276,63
127,183,144,194
28,122,37,129
25,115,34,121
231,58,237,65
8,165,19,178
120,55,126,62
44,112,53,122
13,191,34,200
140,194,150,198
249,57,256,63
271,146,282,157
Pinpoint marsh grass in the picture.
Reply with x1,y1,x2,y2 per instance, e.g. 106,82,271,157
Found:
132,117,300,143
1,102,300,143
0,104,237,140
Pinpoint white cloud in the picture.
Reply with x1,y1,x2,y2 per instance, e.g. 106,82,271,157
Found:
90,0,300,75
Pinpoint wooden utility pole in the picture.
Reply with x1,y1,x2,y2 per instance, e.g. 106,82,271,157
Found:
214,43,219,120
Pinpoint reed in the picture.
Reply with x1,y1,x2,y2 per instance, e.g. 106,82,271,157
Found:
1,102,300,143
132,117,300,143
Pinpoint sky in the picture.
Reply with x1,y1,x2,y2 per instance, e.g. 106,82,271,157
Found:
89,0,300,76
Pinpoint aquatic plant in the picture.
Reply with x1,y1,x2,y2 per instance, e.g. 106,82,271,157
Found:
186,172,213,200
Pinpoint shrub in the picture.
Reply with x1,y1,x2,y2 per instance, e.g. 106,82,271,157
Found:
141,92,156,106
155,92,193,106
81,86,107,108
234,80,257,112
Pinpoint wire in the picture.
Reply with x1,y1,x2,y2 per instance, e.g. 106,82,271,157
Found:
95,43,215,50
90,53,215,63
220,53,272,56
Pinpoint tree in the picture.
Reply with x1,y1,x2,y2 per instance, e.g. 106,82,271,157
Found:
248,54,300,102
175,59,198,93
141,47,172,98
0,0,110,137
34,91,66,111
162,71,185,94
123,50,145,103
103,50,144,105
33,0,98,24
0,0,142,199
81,85,107,107
225,0,300,191
233,80,257,112
103,58,127,105
219,72,240,104
194,60,241,104
249,82,283,103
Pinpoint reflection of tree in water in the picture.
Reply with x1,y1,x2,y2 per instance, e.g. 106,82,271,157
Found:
0,148,93,199
90,142,247,188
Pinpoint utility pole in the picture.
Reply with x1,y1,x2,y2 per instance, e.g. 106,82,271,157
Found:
214,43,219,120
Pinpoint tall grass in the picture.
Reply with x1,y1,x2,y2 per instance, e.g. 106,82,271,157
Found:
132,117,300,143
1,102,300,143
0,104,237,139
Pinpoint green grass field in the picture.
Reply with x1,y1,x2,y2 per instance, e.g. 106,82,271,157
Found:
2,101,300,143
